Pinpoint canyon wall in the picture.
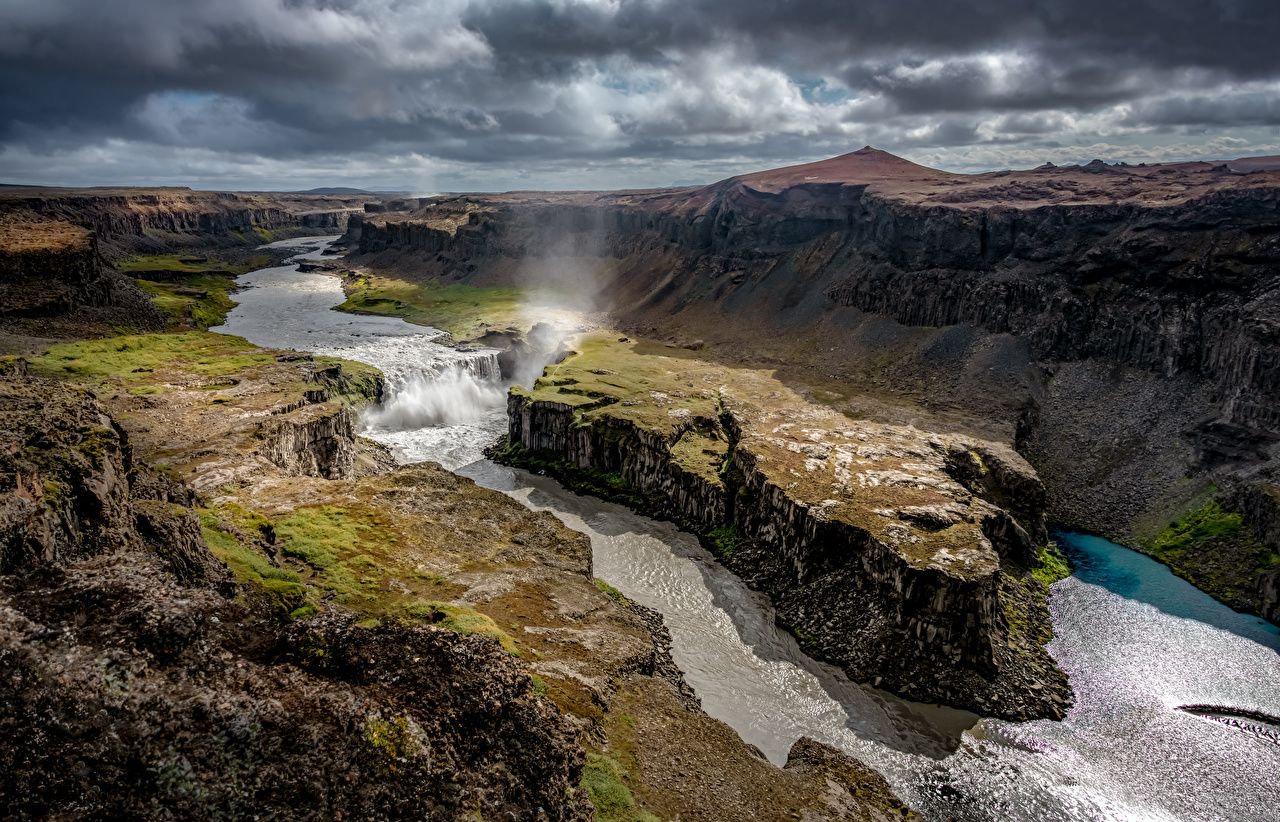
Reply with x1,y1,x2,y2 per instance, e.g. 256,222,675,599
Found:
352,183,1280,431
0,215,107,316
1,187,366,258
350,160,1280,620
498,378,1070,719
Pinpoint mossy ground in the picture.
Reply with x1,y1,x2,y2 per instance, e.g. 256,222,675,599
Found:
520,333,725,438
29,330,379,405
581,752,660,822
137,274,239,330
1032,542,1072,586
116,253,274,277
338,273,562,340
121,252,284,330
31,331,275,383
1145,500,1280,611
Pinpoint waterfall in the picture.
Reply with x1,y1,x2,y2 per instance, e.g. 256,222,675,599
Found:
363,348,506,432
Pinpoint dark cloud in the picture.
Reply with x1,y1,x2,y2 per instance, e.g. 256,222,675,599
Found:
1,0,1278,188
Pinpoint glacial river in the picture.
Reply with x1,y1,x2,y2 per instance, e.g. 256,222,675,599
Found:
216,237,1280,822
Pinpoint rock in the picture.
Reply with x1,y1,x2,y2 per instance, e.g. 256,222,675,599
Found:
0,375,591,821
499,369,1072,719
259,403,359,479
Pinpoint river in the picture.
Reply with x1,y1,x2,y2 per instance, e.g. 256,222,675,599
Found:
215,236,1280,822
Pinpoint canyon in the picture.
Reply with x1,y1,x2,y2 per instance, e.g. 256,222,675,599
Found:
346,148,1280,624
2,147,1279,820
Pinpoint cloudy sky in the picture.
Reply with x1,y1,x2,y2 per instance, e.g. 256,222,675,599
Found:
2,0,1279,191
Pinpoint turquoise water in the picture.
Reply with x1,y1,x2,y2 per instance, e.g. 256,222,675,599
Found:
1058,531,1280,651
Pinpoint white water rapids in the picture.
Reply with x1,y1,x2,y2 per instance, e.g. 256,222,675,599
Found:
215,237,1280,822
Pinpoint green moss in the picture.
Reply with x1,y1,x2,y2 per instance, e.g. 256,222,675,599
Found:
337,273,554,340
705,525,742,558
403,599,521,656
31,331,273,384
592,578,630,605
1150,500,1244,554
276,506,370,570
530,674,550,695
137,273,239,329
273,505,389,607
118,254,242,275
1032,542,1072,586
363,715,423,762
199,508,310,615
1142,499,1279,611
581,752,659,822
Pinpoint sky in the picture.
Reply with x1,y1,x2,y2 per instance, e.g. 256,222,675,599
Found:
2,0,1279,192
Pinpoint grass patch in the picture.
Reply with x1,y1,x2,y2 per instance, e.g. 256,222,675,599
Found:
124,252,279,328
116,253,274,276
30,331,273,384
138,273,239,329
404,599,521,656
581,752,659,822
519,334,724,438
1150,500,1243,554
704,525,742,558
338,273,549,340
1144,499,1280,611
1032,542,1072,586
592,578,630,605
273,505,390,608
199,507,310,615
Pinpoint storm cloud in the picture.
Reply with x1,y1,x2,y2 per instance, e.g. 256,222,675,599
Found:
1,0,1278,189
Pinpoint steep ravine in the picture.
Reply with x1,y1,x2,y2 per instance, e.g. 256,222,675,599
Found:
347,162,1280,621
218,238,1280,822
496,383,1069,720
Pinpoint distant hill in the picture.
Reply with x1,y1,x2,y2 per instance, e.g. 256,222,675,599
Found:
293,187,375,195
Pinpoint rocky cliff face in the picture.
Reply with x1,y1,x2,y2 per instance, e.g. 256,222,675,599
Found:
355,179,1280,434
261,403,361,479
0,215,108,317
0,373,591,820
1,187,367,258
497,343,1069,719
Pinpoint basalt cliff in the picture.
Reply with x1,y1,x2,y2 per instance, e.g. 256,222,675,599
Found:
0,186,373,345
348,148,1280,625
0,185,367,257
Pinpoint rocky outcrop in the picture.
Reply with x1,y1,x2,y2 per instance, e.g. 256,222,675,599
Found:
500,376,1070,719
0,215,108,317
260,403,360,479
0,374,591,820
783,738,919,819
0,187,367,258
